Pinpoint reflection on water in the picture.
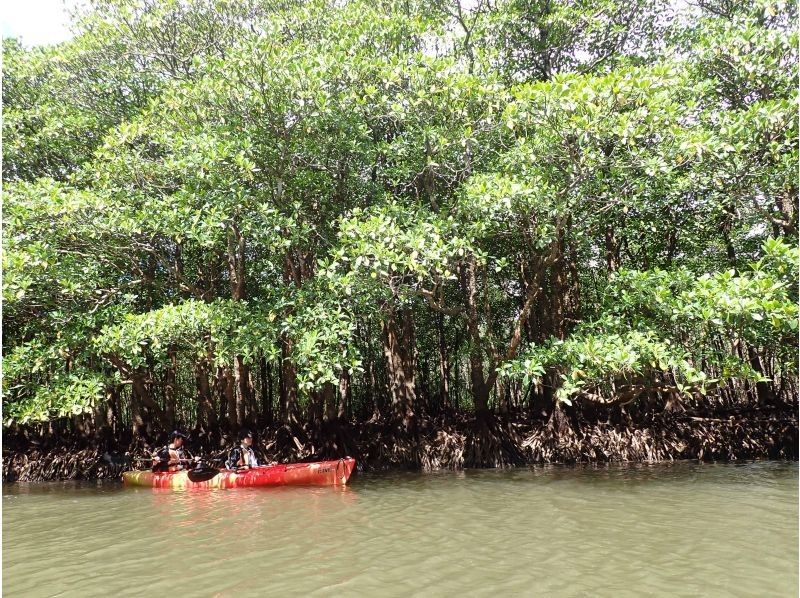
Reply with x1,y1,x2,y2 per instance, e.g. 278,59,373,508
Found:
3,461,798,597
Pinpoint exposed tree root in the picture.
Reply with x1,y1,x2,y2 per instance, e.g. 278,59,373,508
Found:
464,413,527,468
419,423,466,471
274,421,311,461
359,417,421,470
4,400,797,481
522,407,798,463
306,418,359,462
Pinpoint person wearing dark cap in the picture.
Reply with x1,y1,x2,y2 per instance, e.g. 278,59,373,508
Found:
226,430,259,471
152,431,196,472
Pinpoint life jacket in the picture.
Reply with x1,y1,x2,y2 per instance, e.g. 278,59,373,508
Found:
226,445,257,469
152,446,170,472
243,446,258,467
152,444,184,472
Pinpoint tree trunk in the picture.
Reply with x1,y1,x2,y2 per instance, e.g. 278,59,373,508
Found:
93,393,109,441
381,304,416,431
551,248,567,340
234,355,250,429
322,382,337,422
216,365,227,425
227,221,249,431
307,389,320,425
164,347,177,429
260,356,274,424
124,391,147,439
469,351,491,418
452,328,462,412
498,380,509,415
281,336,299,425
279,249,302,426
748,345,775,406
195,358,216,433
107,386,119,437
106,356,167,435
462,257,491,418
338,368,350,420
365,337,381,421
132,373,169,431
224,366,237,431
437,312,450,412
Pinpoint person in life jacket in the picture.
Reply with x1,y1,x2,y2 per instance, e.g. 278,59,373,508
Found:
152,431,196,472
226,430,259,471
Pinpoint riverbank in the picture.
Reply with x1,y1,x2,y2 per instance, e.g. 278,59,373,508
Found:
4,401,796,482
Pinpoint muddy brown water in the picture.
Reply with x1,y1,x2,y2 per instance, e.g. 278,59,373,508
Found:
3,461,797,597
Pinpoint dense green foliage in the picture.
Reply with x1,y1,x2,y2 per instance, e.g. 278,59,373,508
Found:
3,0,797,459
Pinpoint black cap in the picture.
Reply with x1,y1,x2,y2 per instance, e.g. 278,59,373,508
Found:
170,430,188,440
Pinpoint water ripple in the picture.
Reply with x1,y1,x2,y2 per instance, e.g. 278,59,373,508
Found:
3,462,797,597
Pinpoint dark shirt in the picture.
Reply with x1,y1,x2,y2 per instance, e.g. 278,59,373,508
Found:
152,444,187,472
226,445,257,470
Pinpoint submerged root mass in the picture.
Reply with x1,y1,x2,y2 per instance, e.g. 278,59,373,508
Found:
5,400,796,482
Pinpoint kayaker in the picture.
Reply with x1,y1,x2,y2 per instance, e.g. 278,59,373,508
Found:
152,431,195,472
226,430,259,470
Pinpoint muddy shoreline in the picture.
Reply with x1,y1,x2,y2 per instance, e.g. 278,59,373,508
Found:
4,405,796,482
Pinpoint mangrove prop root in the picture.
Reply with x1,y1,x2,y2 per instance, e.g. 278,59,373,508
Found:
3,408,797,482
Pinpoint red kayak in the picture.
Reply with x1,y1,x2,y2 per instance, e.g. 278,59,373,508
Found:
122,458,356,489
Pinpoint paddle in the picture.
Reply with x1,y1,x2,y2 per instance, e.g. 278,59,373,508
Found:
133,457,198,464
186,463,222,483
185,463,264,482
132,456,222,481
185,454,234,482
132,451,253,482
134,457,199,468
